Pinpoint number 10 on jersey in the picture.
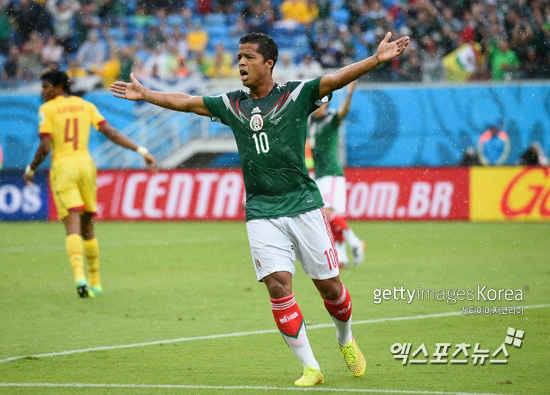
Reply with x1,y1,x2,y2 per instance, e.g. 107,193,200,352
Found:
252,132,270,154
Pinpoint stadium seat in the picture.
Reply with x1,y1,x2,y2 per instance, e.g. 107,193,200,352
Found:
167,14,185,28
331,8,350,25
204,13,227,26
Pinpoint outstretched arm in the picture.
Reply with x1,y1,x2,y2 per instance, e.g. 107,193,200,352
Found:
337,80,357,120
99,122,158,171
110,73,211,117
319,32,409,98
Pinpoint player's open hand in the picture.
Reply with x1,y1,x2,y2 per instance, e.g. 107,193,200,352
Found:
144,153,158,172
375,32,410,64
110,73,144,101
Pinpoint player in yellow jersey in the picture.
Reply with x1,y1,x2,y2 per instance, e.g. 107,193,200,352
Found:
24,70,158,298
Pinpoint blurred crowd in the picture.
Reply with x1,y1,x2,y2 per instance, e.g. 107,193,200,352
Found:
0,0,549,91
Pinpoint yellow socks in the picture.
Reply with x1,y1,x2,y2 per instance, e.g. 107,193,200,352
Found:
66,234,85,284
84,238,100,287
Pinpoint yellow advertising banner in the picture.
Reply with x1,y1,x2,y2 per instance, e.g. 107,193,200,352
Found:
470,167,550,221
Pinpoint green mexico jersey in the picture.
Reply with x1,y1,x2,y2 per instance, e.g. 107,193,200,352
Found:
308,109,344,178
203,77,329,221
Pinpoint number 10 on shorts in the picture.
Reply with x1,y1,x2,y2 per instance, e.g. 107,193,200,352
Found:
324,248,338,270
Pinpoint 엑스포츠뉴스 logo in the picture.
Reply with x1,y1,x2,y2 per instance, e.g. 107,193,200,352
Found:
390,327,524,365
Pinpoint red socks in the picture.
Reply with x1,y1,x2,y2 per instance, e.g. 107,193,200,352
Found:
323,283,352,322
271,294,304,337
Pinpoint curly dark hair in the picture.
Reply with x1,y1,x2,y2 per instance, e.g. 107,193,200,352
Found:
41,70,71,94
239,33,278,73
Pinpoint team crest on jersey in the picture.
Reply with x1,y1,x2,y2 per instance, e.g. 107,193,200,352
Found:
254,257,262,270
250,113,264,131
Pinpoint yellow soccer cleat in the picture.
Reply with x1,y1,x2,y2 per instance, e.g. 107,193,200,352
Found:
76,279,95,299
339,338,366,377
90,284,103,296
294,366,324,387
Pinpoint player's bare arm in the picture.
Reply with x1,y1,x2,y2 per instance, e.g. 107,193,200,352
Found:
319,32,409,98
110,73,211,117
24,136,51,185
337,81,358,120
99,123,158,171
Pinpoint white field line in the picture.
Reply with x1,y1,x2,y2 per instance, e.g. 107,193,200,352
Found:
0,382,524,395
1,303,548,364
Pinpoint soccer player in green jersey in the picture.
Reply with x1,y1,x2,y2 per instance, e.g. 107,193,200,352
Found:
308,80,365,269
111,31,409,387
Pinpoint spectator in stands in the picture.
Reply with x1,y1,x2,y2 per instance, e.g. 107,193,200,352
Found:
337,26,356,66
205,42,235,79
7,0,51,44
74,2,101,47
273,51,300,83
0,4,10,55
143,24,166,51
46,0,80,52
144,43,172,80
214,0,233,15
244,2,275,35
510,15,535,63
489,38,520,81
522,46,547,79
1,44,21,88
187,22,209,57
130,4,155,30
41,35,64,66
176,56,193,78
276,0,318,31
19,30,44,82
76,29,107,74
99,41,121,88
420,36,445,82
166,25,189,62
438,7,462,55
66,56,88,81
119,45,137,82
191,49,210,76
518,142,549,166
459,146,482,166
297,52,323,80
96,0,127,27
394,46,422,82
195,0,212,15
477,120,511,166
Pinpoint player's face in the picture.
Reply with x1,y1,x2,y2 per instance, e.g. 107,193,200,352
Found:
41,80,57,102
237,43,271,88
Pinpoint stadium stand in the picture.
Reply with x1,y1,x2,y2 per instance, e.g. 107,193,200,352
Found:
0,0,549,91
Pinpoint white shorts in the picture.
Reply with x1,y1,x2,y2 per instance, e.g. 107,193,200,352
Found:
246,209,340,281
315,175,347,215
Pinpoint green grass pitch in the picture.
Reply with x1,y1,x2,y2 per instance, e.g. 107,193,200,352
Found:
0,221,549,394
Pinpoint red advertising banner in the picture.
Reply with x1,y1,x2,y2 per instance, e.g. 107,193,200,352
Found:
49,169,247,221
48,168,469,221
344,168,470,220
